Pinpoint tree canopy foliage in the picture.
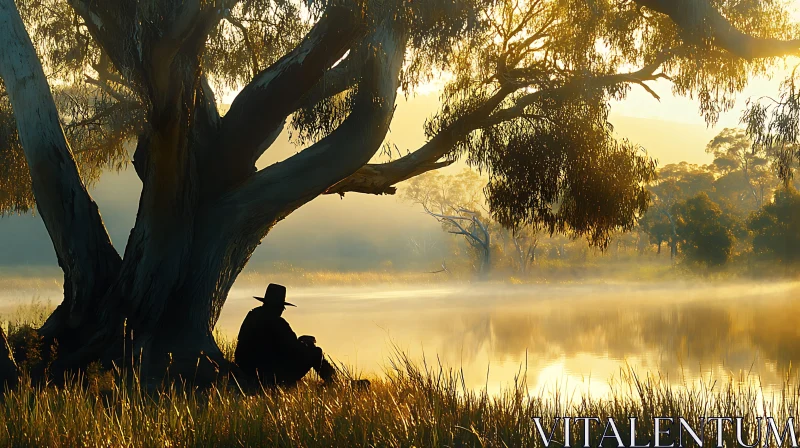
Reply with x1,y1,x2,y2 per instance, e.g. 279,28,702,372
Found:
638,125,793,260
748,187,800,263
639,162,715,256
3,0,800,242
706,127,777,209
672,192,742,266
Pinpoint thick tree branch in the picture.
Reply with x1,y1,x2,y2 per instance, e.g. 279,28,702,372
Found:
326,159,454,195
635,0,800,59
294,26,404,113
154,1,205,61
224,19,407,225
71,0,233,96
208,6,366,195
147,2,229,104
327,59,671,196
326,86,513,196
0,0,122,335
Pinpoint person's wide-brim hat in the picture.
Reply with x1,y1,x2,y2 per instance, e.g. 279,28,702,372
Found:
254,283,296,307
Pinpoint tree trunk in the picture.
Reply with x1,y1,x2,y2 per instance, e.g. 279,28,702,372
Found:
0,0,405,388
47,209,273,385
0,0,419,389
0,0,122,346
480,247,491,277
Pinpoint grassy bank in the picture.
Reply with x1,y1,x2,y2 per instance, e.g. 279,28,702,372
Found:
0,357,796,447
0,302,794,447
0,312,795,446
1,290,798,446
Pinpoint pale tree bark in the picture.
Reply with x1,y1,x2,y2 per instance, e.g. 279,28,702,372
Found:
633,0,800,59
0,0,122,357
206,6,366,194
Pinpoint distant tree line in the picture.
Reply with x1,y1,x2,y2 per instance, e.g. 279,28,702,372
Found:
639,128,800,268
404,127,800,275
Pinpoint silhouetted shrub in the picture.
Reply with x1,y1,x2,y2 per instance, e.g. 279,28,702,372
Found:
748,188,800,263
672,193,742,266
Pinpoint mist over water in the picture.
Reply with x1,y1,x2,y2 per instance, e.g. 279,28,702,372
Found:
217,280,800,397
3,277,800,398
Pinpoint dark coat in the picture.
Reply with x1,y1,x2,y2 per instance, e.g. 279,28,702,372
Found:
234,306,323,386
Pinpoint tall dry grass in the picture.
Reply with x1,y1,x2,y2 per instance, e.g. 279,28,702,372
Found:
0,302,797,447
0,354,797,447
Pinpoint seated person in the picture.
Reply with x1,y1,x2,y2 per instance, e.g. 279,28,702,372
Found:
235,283,336,387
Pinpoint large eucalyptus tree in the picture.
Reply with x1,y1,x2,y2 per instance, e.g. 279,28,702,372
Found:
0,0,798,379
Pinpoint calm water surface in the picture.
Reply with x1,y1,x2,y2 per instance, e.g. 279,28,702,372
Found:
218,281,800,398
4,280,800,398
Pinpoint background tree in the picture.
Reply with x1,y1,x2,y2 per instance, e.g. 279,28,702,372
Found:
639,212,674,255
0,0,799,379
748,188,800,264
504,225,541,275
672,192,742,267
639,125,785,258
403,169,494,275
706,127,778,212
403,168,542,276
641,163,714,258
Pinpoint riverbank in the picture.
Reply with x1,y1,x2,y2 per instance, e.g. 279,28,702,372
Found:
0,355,795,447
0,295,798,446
4,280,800,401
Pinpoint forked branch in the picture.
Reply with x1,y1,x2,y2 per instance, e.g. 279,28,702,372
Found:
223,18,408,225
209,6,367,194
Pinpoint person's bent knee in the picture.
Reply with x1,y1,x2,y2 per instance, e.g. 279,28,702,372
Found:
304,346,323,362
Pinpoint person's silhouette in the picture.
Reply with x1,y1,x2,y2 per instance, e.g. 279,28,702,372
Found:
234,283,336,387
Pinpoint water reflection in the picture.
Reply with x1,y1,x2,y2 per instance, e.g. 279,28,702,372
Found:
218,281,800,397
3,280,800,397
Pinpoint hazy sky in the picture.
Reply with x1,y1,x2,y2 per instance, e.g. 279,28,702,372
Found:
3,10,800,269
